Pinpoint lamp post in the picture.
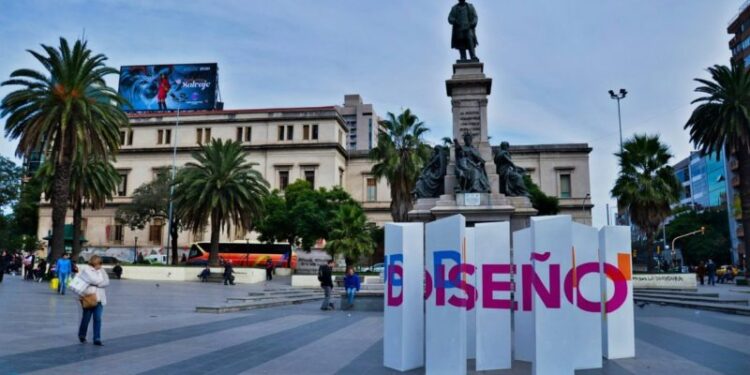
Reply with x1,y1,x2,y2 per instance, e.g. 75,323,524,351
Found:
134,236,139,264
166,104,181,266
671,226,705,269
608,88,627,154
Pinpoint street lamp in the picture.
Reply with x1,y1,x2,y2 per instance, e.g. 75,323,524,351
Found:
134,236,139,264
608,88,627,154
166,103,181,266
671,226,705,269
581,193,590,212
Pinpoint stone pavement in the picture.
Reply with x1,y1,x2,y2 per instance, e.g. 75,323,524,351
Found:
1,275,749,374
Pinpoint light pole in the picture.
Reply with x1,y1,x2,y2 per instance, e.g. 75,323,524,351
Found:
166,104,181,266
581,193,590,212
671,226,705,269
134,236,139,264
608,88,627,154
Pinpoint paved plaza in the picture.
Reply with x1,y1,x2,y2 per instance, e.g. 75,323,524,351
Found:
0,275,749,375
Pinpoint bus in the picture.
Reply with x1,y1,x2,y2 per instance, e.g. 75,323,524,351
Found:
187,242,297,269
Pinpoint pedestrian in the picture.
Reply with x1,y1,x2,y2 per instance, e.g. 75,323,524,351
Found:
318,259,335,311
24,252,34,280
223,260,235,285
0,250,7,283
76,255,110,346
180,254,187,264
706,259,717,286
35,258,47,282
697,261,706,285
56,253,73,295
112,262,123,280
198,265,211,282
265,259,274,281
343,267,361,309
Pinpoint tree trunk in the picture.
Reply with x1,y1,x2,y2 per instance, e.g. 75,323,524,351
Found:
170,221,179,265
208,210,221,266
646,231,655,273
391,185,413,223
736,147,750,275
71,199,82,262
49,155,73,264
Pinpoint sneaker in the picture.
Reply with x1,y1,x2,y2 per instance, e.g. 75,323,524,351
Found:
93,341,103,346
79,336,86,343
329,303,335,310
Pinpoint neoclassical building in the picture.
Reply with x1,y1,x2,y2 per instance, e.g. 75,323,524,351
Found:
36,95,592,255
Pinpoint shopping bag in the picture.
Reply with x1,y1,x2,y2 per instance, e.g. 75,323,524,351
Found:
50,278,59,291
68,276,89,296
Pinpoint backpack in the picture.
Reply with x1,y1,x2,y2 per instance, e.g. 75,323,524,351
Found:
317,265,324,282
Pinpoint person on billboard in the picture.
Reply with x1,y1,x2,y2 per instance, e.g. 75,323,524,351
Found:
157,74,171,111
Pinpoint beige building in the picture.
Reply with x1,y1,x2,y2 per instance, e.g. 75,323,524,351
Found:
36,99,592,255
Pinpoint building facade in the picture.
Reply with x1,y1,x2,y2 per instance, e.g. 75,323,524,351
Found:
673,152,728,209
336,94,382,151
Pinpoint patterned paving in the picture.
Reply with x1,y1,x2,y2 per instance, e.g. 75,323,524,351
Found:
1,275,749,374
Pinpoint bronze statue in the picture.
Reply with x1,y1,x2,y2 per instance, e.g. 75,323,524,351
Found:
454,133,490,193
413,145,449,199
494,141,529,196
448,0,479,61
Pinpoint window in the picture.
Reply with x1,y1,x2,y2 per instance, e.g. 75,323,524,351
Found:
157,129,164,144
119,131,127,145
286,125,294,140
117,172,128,197
127,130,134,146
303,125,310,140
278,126,285,141
312,124,319,140
279,170,290,190
304,170,315,188
236,127,243,142
196,128,204,144
112,224,124,243
368,118,373,149
165,129,171,144
244,127,252,142
149,219,164,244
559,174,571,198
367,178,377,202
204,128,211,143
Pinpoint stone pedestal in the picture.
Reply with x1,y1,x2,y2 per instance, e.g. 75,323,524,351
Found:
408,61,537,233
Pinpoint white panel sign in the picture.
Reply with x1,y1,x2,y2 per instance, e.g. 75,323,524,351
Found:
599,226,635,359
512,228,533,363
530,216,575,375
465,228,476,360
425,215,467,375
475,222,512,371
383,223,425,371
570,223,603,370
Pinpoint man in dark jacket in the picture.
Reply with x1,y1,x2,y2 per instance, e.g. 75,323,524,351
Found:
707,259,717,286
0,250,8,283
319,259,335,310
223,260,235,286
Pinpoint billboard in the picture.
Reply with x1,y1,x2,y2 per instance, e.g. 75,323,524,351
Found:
118,63,218,112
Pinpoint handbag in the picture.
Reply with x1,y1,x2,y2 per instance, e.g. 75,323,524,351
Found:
50,278,59,290
68,276,89,296
80,294,98,309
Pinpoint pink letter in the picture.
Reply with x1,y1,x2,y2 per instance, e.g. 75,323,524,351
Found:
482,264,516,310
522,263,561,311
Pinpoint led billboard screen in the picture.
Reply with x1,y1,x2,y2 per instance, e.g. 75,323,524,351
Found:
118,63,217,112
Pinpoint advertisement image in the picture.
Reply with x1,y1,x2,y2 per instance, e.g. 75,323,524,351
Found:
118,63,217,112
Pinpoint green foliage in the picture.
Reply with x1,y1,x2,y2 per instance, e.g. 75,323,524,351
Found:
666,208,731,266
37,155,121,210
173,139,269,265
611,134,681,271
116,172,172,230
13,175,42,237
370,109,431,222
256,180,358,250
325,204,376,266
1,37,128,263
0,156,21,209
523,175,560,215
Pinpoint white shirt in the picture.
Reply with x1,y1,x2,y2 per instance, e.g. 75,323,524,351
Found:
78,265,110,306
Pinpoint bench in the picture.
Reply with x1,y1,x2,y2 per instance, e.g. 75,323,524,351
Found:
339,290,384,311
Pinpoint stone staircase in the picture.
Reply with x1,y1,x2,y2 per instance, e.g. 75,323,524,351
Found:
633,288,750,316
196,287,324,313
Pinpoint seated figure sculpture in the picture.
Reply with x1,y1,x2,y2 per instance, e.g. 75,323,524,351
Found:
454,133,490,193
413,145,449,199
494,141,529,196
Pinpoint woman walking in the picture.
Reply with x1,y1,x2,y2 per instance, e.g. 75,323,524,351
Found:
77,255,110,346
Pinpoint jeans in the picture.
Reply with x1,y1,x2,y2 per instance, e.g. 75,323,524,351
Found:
79,303,103,342
708,274,716,286
321,286,332,309
346,288,357,305
58,273,69,295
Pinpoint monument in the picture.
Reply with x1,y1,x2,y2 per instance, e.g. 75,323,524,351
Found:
409,0,536,232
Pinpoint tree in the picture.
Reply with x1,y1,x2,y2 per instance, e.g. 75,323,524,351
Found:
666,208,731,267
685,64,750,270
1,38,128,263
12,174,43,239
523,175,560,215
325,203,376,267
256,180,357,250
0,156,21,210
172,139,269,266
116,172,183,265
38,155,120,260
611,134,681,272
370,109,431,222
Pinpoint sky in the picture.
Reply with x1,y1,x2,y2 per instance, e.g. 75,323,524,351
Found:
0,0,743,227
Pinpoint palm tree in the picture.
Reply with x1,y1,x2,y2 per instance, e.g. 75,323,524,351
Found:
1,38,128,263
369,109,431,222
685,64,750,270
173,139,269,266
325,203,375,267
38,154,121,260
611,134,681,272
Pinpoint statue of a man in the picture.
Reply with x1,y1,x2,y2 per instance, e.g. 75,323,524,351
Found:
448,0,479,61
454,133,490,193
494,141,529,197
413,145,449,199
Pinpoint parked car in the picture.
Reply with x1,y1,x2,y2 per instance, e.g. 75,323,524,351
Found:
717,265,738,278
366,263,384,273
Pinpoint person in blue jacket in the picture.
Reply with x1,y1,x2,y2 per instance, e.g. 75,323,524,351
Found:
56,253,72,295
343,267,361,308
